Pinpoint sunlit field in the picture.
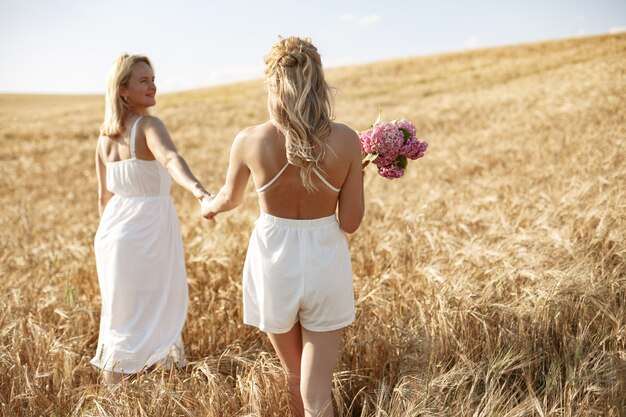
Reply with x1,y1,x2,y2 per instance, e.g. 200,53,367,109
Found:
0,33,624,416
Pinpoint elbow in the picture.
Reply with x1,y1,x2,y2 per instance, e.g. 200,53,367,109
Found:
339,216,363,234
163,153,182,172
339,204,364,234
341,225,359,234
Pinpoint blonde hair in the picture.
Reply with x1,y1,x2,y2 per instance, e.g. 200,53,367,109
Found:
264,37,334,192
100,54,152,137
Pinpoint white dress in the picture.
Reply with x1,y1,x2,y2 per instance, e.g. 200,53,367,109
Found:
91,116,188,373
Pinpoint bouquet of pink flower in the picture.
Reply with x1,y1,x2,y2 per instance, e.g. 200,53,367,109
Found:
358,113,428,179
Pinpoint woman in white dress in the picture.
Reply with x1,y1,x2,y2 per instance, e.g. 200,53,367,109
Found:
202,37,365,417
92,54,211,384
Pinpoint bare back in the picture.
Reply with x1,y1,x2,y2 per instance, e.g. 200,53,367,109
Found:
244,121,357,219
99,117,156,163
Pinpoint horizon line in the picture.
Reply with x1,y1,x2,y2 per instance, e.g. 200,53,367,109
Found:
1,32,621,96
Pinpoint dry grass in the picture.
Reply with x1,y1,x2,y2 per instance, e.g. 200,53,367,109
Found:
0,33,625,416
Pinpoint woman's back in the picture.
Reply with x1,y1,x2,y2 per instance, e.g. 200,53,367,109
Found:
243,121,357,220
99,117,170,197
203,35,364,233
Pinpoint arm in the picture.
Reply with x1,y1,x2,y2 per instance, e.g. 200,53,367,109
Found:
337,130,365,234
202,130,251,220
143,116,211,201
95,139,114,216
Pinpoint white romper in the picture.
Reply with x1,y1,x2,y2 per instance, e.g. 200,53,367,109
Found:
91,117,187,373
243,163,355,334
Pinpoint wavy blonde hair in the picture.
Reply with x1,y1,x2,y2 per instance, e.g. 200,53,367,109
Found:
264,37,334,191
100,54,152,137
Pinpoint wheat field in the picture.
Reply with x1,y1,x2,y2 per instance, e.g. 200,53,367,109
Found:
0,33,624,416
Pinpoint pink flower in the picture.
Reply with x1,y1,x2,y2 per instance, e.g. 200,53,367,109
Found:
360,122,404,157
400,138,428,160
358,113,428,179
378,123,405,154
395,119,417,137
378,164,405,179
359,122,405,168
358,129,374,154
373,151,397,167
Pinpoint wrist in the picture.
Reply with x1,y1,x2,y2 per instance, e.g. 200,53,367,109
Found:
192,183,209,199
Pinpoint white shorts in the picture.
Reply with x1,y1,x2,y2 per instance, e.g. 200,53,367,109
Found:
242,212,355,334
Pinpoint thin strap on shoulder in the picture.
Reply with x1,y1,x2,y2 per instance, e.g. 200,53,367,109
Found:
256,163,290,193
312,168,341,193
129,116,144,159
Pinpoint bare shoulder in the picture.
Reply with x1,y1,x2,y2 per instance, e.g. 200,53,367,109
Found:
332,122,358,135
237,121,273,138
233,121,274,146
97,134,113,149
328,122,360,153
141,115,167,131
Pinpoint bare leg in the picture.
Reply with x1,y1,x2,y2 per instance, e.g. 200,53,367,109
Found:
300,328,342,417
102,370,124,384
268,323,305,417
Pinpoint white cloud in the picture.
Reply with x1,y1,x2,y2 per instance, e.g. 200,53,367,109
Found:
576,14,585,22
357,15,380,26
339,13,380,26
609,26,626,34
464,36,479,49
577,28,587,36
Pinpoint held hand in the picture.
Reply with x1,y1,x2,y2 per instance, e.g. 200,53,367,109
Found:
200,196,217,220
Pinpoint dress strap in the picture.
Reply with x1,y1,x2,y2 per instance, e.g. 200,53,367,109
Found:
256,163,289,193
312,168,340,193
129,116,144,159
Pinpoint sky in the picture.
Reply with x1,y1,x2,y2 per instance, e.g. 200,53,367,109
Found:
0,0,624,94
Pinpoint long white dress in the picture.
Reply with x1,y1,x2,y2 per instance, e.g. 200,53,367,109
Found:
91,116,188,373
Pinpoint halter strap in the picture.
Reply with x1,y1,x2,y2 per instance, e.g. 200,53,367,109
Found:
256,163,289,193
129,116,144,159
312,168,340,192
255,163,340,193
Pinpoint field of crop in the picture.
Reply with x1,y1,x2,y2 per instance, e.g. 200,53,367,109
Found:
0,33,624,416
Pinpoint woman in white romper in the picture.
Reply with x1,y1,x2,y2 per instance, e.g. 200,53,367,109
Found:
92,55,211,384
202,37,365,417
